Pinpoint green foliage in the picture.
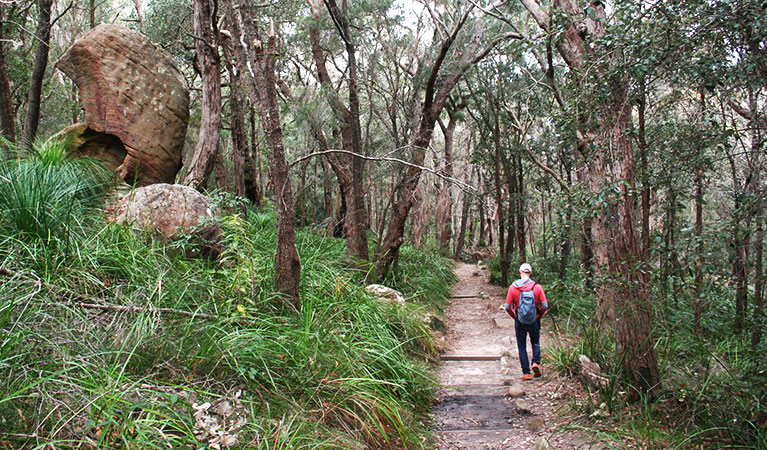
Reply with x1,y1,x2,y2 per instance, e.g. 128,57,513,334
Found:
547,249,767,448
0,138,115,252
0,202,451,448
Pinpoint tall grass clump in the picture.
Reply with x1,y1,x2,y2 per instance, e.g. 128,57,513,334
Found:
1,193,452,449
0,137,115,251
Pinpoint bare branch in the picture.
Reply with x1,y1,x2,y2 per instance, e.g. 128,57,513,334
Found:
289,148,478,192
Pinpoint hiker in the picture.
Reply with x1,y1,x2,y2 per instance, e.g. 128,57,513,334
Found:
504,263,548,381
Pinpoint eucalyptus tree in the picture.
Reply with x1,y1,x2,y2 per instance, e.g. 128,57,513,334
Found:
183,0,221,190
302,0,373,262
518,0,661,390
22,0,53,146
373,0,522,279
222,0,301,304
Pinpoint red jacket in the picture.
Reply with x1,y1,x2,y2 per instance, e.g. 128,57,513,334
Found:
505,278,548,319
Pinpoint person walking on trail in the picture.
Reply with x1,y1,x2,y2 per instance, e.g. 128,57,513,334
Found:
504,263,548,381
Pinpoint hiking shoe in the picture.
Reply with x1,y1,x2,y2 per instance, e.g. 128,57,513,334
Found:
532,363,542,378
522,373,532,381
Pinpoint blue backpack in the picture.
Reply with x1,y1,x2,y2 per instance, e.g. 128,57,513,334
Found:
517,282,537,325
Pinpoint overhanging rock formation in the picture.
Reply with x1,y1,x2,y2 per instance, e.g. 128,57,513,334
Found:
57,24,189,185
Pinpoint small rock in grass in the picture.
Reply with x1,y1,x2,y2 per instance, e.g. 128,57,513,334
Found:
515,398,533,415
527,417,545,432
508,383,526,397
536,437,551,450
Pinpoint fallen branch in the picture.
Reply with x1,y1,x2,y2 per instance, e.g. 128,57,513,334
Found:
74,302,217,319
0,266,218,320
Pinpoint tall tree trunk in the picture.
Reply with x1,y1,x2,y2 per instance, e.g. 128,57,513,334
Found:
89,0,96,28
638,78,650,259
224,0,300,304
230,90,249,202
322,158,334,221
247,108,262,206
307,0,369,262
184,0,221,190
0,16,15,144
557,151,573,279
455,191,472,260
436,109,459,249
693,89,705,333
221,38,249,203
693,167,705,333
23,0,53,146
478,191,486,247
753,211,764,349
515,152,526,264
214,138,228,189
589,97,659,391
492,113,508,286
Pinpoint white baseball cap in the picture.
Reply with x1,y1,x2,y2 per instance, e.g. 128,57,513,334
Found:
519,263,532,273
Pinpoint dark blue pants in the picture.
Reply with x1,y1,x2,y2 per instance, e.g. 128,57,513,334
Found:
515,318,541,374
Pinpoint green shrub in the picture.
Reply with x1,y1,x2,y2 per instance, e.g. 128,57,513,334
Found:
0,138,115,251
0,205,451,449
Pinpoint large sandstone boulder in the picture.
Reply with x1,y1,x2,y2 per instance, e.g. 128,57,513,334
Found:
114,184,222,258
57,24,189,185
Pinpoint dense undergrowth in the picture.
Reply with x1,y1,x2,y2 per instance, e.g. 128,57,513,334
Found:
0,144,456,449
489,254,767,448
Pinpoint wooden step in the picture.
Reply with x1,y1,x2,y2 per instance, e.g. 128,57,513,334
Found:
440,355,501,361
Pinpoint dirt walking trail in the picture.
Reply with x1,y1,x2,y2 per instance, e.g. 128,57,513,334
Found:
433,262,596,450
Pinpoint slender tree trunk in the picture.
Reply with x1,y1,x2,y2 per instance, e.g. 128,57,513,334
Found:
558,153,573,279
516,153,526,264
0,17,15,144
455,190,472,260
89,0,96,28
307,0,369,262
221,41,249,203
23,0,53,146
753,211,764,349
132,0,145,31
436,110,459,249
693,89,705,332
478,192,486,247
247,108,262,206
184,0,221,190
322,159,334,221
230,92,249,202
693,167,704,332
492,114,508,286
224,0,300,304
411,183,429,247
639,79,650,259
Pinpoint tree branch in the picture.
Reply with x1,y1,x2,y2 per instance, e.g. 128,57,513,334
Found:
289,148,478,192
